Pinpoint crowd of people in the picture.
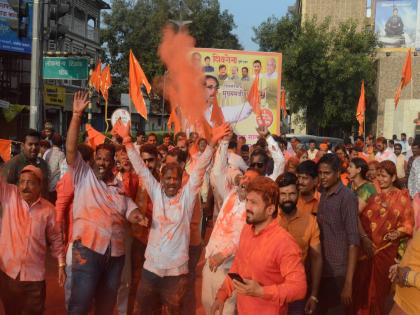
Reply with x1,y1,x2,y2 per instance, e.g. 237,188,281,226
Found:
0,88,419,315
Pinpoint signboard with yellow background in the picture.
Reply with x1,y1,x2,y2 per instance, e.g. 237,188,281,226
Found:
192,48,282,143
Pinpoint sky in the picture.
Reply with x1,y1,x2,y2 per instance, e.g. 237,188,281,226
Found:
219,0,296,51
104,0,296,51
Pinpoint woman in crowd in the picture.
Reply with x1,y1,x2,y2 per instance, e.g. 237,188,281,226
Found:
367,160,381,193
351,161,414,315
347,158,377,212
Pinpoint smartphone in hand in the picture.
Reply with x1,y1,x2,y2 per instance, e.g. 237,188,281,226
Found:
228,272,245,284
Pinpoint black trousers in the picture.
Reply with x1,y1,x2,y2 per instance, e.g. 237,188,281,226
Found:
0,270,46,315
134,268,188,315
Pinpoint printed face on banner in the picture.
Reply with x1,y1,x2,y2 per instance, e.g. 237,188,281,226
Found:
192,48,282,143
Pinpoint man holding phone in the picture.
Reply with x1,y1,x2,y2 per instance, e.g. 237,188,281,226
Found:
211,176,306,314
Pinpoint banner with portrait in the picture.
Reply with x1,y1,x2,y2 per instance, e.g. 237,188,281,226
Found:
191,48,282,143
375,0,420,50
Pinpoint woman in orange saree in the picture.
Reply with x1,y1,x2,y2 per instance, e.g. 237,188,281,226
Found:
351,161,414,315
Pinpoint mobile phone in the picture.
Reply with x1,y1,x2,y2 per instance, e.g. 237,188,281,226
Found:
228,272,245,284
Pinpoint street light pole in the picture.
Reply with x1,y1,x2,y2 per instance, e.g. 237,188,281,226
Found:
30,0,42,129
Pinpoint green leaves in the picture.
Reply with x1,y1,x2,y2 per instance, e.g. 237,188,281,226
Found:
254,15,378,135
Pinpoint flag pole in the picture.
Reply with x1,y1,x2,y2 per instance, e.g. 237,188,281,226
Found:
104,100,109,133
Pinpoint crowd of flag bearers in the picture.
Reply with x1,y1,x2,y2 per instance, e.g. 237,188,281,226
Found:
0,32,419,315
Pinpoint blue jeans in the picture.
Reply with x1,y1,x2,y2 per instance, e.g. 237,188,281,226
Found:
68,240,125,315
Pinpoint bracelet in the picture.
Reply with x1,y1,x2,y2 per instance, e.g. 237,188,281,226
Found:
58,262,66,268
72,112,83,118
360,234,368,239
310,296,319,303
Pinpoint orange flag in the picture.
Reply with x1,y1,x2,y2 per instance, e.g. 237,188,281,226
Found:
167,107,181,134
210,97,225,127
129,50,151,120
111,119,125,137
394,49,412,108
280,88,286,115
0,139,11,162
100,65,112,103
89,61,102,92
85,124,106,149
356,80,365,136
247,75,261,116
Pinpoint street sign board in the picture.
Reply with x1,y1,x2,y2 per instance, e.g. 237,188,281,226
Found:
43,57,89,80
43,84,65,107
0,0,33,54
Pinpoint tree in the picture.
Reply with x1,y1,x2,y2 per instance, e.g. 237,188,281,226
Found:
101,0,242,103
254,15,378,136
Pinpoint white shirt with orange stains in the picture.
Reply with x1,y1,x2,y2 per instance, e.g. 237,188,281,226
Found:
127,143,213,277
205,191,246,269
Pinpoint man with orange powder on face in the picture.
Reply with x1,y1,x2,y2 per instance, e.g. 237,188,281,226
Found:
211,176,306,314
0,165,65,315
65,91,147,315
116,120,230,314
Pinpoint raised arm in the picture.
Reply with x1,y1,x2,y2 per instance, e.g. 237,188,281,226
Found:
113,120,160,200
256,126,285,180
66,91,89,166
184,124,231,210
212,132,231,201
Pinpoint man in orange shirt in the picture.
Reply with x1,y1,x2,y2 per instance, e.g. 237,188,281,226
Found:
296,160,320,215
277,172,322,315
0,165,65,315
212,176,306,315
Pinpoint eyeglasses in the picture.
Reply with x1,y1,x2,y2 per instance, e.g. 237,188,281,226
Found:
143,158,155,163
206,85,218,90
250,162,264,168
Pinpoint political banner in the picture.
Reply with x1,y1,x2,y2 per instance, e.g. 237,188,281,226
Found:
0,0,32,54
375,0,420,50
191,48,282,143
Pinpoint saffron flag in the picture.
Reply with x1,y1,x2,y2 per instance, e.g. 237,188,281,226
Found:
85,124,106,149
356,80,365,136
394,49,412,108
89,61,102,92
167,107,181,134
111,119,125,137
129,50,151,120
280,88,286,115
0,139,12,162
100,65,112,103
247,75,261,116
210,97,225,127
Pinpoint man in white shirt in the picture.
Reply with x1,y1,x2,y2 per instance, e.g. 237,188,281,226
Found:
307,139,319,161
117,122,230,315
202,132,259,314
375,136,397,164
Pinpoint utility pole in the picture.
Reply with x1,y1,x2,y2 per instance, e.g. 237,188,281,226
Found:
29,0,41,129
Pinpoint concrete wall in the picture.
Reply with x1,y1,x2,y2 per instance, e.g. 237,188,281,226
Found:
375,51,420,137
300,0,368,28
